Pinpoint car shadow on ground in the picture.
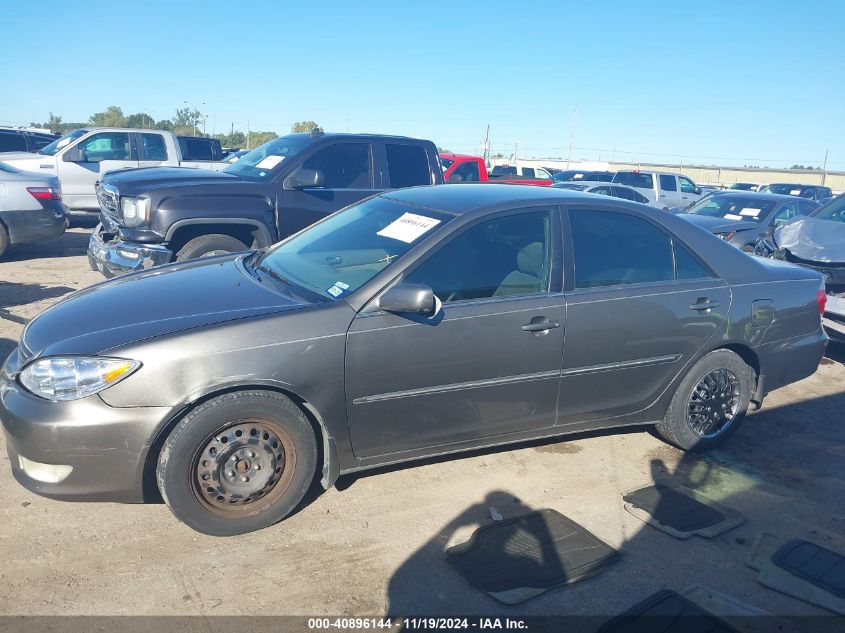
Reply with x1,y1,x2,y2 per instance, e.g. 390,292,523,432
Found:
67,214,99,230
381,388,845,628
0,281,76,312
824,341,845,364
2,227,92,261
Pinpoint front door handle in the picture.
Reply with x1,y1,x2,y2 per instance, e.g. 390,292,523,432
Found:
522,318,560,332
690,298,720,312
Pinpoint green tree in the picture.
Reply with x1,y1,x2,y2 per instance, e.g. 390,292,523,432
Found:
291,120,320,133
245,131,278,149
89,106,127,127
47,112,62,134
173,107,204,136
125,112,154,129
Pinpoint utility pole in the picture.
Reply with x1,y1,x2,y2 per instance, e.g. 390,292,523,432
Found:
822,148,829,185
513,140,519,164
566,107,578,168
246,120,251,150
482,124,490,164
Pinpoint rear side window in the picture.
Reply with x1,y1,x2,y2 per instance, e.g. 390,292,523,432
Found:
632,190,649,204
0,131,28,152
303,142,372,189
659,175,677,191
570,210,674,288
675,240,712,280
451,161,480,182
179,137,214,161
385,144,432,188
610,186,635,201
522,167,536,178
140,134,168,161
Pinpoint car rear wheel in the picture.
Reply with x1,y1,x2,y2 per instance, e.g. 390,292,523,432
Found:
156,390,318,536
0,222,9,259
175,234,249,261
655,349,753,451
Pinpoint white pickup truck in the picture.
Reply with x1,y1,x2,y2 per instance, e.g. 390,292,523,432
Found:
612,170,705,210
0,128,228,213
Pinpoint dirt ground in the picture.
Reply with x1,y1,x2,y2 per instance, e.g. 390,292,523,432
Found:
1,223,843,626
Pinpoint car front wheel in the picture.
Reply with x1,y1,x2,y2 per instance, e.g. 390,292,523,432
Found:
655,349,753,451
156,390,318,536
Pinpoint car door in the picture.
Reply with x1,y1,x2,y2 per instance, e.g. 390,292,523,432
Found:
135,132,170,168
345,208,565,460
557,206,730,426
275,140,379,238
658,174,679,207
679,176,700,207
58,131,138,210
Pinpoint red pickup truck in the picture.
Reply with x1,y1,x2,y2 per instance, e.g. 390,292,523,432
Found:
440,153,553,186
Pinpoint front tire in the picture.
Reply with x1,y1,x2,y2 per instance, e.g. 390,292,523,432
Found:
156,390,318,536
655,349,753,451
175,234,248,261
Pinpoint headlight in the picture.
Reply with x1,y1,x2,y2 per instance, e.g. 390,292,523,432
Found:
19,357,140,401
120,197,151,227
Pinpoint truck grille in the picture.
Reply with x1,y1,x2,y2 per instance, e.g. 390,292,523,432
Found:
96,181,120,220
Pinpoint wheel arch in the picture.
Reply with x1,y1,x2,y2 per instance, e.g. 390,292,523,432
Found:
165,219,273,253
711,342,762,406
142,383,338,503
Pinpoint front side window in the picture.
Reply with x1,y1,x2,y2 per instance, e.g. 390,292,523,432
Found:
385,144,432,188
679,176,697,193
405,211,552,302
659,175,677,192
302,143,372,189
536,168,552,179
78,132,131,162
256,196,452,300
570,210,674,289
140,134,167,161
522,167,536,178
772,202,798,226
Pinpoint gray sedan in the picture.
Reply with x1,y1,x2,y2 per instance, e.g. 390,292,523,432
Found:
0,185,828,535
0,161,68,258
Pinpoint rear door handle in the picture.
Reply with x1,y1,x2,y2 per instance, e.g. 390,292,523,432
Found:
522,318,560,332
690,298,720,312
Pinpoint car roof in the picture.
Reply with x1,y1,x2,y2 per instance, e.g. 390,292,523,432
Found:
439,153,480,160
383,183,606,214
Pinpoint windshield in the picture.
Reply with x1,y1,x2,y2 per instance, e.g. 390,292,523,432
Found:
255,196,453,300
812,195,845,223
440,157,454,170
613,172,653,188
762,184,804,196
682,195,776,222
223,135,311,181
38,129,87,156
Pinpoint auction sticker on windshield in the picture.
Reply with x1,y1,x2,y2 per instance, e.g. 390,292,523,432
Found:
740,208,762,217
725,213,743,220
256,155,284,169
377,213,441,243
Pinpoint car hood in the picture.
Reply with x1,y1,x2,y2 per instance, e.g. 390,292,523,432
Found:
21,255,308,357
677,214,758,233
774,217,845,263
99,166,254,197
0,152,57,171
774,217,845,264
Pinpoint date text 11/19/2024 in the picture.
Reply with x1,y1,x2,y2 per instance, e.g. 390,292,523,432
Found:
307,617,528,630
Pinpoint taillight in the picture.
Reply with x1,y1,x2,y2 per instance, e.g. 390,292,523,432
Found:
27,187,61,200
817,288,827,315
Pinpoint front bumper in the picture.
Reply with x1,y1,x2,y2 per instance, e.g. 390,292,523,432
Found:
87,222,172,278
1,201,68,246
0,354,171,502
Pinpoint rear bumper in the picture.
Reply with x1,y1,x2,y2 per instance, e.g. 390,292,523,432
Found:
87,223,172,278
0,360,170,502
1,202,68,245
757,328,829,394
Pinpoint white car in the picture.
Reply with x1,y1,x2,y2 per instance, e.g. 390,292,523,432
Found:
552,181,653,205
0,128,228,213
612,170,705,209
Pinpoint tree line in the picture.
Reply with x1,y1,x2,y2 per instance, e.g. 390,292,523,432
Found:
30,107,320,150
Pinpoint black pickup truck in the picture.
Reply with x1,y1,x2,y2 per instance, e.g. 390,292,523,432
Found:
88,131,443,277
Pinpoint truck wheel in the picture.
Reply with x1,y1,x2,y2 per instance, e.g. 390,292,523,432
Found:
0,223,8,259
175,234,248,261
156,390,318,536
654,349,753,452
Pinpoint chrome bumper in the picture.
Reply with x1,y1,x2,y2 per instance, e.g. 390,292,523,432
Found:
87,223,172,278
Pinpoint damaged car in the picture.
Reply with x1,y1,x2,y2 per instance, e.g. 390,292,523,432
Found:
754,194,845,342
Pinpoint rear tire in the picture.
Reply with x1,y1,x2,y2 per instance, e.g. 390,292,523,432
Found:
175,234,248,261
0,223,9,259
156,390,318,536
655,349,753,451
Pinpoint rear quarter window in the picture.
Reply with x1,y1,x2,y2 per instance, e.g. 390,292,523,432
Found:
179,137,215,161
385,144,433,188
0,132,28,152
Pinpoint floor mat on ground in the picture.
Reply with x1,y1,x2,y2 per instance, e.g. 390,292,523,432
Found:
622,483,745,539
747,533,845,615
446,508,619,605
772,539,845,599
596,589,741,633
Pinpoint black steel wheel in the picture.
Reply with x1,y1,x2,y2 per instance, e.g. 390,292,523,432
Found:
157,390,317,536
656,349,752,451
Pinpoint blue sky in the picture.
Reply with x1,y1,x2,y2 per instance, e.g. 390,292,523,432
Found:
2,0,843,168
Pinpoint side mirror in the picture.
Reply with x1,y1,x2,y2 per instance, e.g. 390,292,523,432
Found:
283,167,324,190
694,187,702,195
63,147,85,163
379,283,437,316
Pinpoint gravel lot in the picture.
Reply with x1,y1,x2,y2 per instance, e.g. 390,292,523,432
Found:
1,223,843,625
